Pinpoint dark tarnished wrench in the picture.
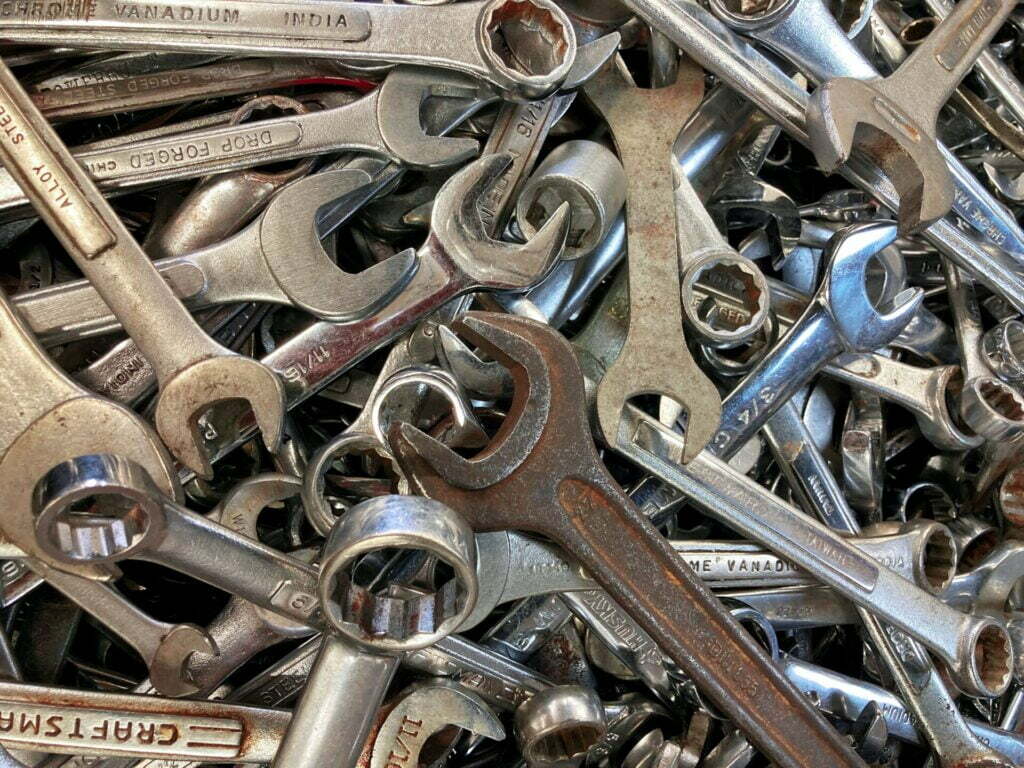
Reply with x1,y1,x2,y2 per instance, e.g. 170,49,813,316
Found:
388,312,865,768
584,55,721,461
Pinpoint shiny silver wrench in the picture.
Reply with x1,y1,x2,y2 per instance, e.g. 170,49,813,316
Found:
0,57,286,479
0,0,577,100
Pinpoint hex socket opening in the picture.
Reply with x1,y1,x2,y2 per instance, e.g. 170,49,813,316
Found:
920,524,957,593
973,622,1013,697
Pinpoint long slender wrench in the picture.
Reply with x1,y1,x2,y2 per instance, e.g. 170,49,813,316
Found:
389,312,867,768
585,55,721,460
0,0,576,100
621,0,1024,313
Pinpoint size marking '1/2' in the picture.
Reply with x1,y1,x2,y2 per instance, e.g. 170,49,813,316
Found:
0,91,115,258
0,700,245,760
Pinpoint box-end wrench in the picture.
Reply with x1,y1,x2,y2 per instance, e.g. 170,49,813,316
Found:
709,221,922,459
0,67,486,221
0,290,178,582
617,406,1014,698
273,495,478,768
621,0,1024,313
584,55,721,460
0,58,286,479
807,0,1017,231
388,312,867,768
13,168,419,344
0,0,577,101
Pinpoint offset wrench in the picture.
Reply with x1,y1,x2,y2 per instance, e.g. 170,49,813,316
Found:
0,57,286,479
0,0,577,100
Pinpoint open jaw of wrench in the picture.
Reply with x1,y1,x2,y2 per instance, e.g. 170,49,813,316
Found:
386,312,866,768
709,221,923,459
0,57,286,479
0,0,576,100
805,0,1017,232
13,167,420,344
584,54,721,461
0,66,487,220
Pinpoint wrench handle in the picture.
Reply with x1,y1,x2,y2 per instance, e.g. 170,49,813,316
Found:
550,470,866,768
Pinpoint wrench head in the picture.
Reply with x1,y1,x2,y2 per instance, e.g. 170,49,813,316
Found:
259,169,418,322
0,397,178,580
821,221,923,351
390,312,570,491
149,623,219,698
370,682,504,768
154,355,286,479
431,153,569,291
806,78,953,233
377,69,482,169
475,0,577,100
212,472,302,541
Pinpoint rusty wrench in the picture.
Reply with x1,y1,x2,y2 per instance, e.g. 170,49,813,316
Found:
387,312,866,768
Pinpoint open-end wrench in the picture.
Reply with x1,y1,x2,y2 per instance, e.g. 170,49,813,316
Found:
709,221,922,459
0,0,577,100
26,561,217,698
621,0,1024,314
387,312,867,768
13,167,419,344
0,680,289,762
585,54,721,460
616,406,1013,698
0,67,486,221
189,152,568,471
0,57,286,479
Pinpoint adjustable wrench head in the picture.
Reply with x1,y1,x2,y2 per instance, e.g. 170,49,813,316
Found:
820,221,923,351
258,168,418,322
806,78,953,233
431,153,570,291
376,69,483,169
0,397,178,580
154,354,286,479
390,313,571,491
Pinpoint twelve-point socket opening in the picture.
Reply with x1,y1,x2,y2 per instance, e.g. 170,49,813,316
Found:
480,0,573,90
973,622,1012,697
919,524,957,594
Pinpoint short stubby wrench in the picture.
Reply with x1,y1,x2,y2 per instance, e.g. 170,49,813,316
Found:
585,55,721,460
805,0,1017,231
710,221,922,459
14,168,419,343
273,495,478,768
0,58,285,478
388,312,866,768
0,0,576,100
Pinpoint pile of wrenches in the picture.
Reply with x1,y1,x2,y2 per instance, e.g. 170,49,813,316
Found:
0,0,1021,765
